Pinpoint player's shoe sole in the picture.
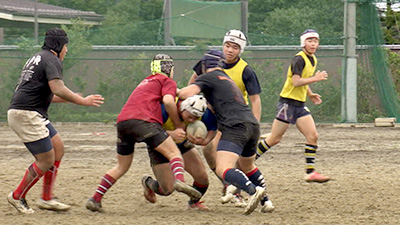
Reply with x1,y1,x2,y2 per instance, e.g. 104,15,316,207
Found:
174,180,202,199
141,175,156,203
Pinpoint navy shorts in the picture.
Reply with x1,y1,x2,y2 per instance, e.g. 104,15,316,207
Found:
276,101,311,124
25,122,58,155
116,119,169,156
217,122,260,157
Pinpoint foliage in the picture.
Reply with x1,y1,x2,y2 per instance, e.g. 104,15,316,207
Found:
387,49,400,93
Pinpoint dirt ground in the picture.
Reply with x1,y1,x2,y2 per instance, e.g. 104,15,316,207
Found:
0,122,399,225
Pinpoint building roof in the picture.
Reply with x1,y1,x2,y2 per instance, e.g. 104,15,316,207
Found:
0,0,103,25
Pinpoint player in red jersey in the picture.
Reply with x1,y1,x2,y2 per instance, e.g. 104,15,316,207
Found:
86,54,201,212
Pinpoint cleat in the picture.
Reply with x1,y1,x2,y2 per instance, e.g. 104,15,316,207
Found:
7,192,34,214
220,192,235,204
188,201,209,211
244,187,265,215
37,198,71,211
260,200,275,213
231,194,247,208
86,198,103,212
142,175,156,203
305,171,330,183
173,180,202,199
221,184,247,207
220,184,240,204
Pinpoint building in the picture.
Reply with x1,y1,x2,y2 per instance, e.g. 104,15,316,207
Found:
0,0,103,43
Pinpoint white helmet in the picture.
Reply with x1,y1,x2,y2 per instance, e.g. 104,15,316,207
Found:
223,29,247,53
180,95,207,117
300,29,319,47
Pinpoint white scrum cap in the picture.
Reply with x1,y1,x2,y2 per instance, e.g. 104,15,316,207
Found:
300,29,319,47
223,29,247,53
180,95,207,117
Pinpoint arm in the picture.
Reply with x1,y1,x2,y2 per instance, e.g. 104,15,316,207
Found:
51,95,67,103
188,72,198,85
49,79,104,107
248,94,261,122
177,84,201,100
163,94,185,129
292,70,328,87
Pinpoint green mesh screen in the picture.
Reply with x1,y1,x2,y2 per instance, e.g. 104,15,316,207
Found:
170,0,241,38
0,0,399,123
358,0,400,120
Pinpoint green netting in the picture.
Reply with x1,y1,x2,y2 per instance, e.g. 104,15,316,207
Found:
170,0,241,38
0,1,399,123
359,0,400,120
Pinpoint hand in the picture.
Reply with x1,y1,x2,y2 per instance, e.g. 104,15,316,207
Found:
186,134,206,146
309,93,322,105
171,128,186,143
83,94,104,107
314,70,328,82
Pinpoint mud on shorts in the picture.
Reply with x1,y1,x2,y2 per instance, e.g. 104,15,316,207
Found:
7,109,58,155
217,122,260,157
116,119,171,166
276,98,311,124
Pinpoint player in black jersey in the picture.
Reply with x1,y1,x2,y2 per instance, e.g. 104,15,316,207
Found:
178,50,273,215
7,28,104,214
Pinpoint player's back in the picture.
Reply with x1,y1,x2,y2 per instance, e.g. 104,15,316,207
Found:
194,70,258,127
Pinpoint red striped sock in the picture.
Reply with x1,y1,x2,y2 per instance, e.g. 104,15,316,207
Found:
42,160,61,201
169,157,185,182
14,162,45,199
92,174,116,203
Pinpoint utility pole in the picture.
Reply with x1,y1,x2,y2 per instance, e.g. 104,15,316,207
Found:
341,0,357,122
34,0,39,45
163,0,172,45
241,0,248,34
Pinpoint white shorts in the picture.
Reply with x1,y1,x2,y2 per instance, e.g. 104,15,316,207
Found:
8,109,50,143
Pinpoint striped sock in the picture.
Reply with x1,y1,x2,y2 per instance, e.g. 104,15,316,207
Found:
92,174,116,202
42,160,61,201
169,157,185,182
305,144,317,174
223,168,256,195
14,162,45,199
256,139,270,159
246,167,269,204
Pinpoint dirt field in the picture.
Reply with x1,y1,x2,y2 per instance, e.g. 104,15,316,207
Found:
0,122,399,225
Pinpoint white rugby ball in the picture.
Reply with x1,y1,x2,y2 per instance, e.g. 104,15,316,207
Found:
186,120,207,139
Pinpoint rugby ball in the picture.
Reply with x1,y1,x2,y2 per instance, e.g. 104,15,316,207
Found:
186,120,207,139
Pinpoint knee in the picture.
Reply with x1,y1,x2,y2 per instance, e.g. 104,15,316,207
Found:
306,132,319,144
194,173,209,185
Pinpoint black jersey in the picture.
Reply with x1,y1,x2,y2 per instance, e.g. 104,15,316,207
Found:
194,69,258,127
192,58,261,96
9,50,63,118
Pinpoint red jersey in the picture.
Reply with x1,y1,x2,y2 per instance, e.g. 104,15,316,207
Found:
117,74,177,124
